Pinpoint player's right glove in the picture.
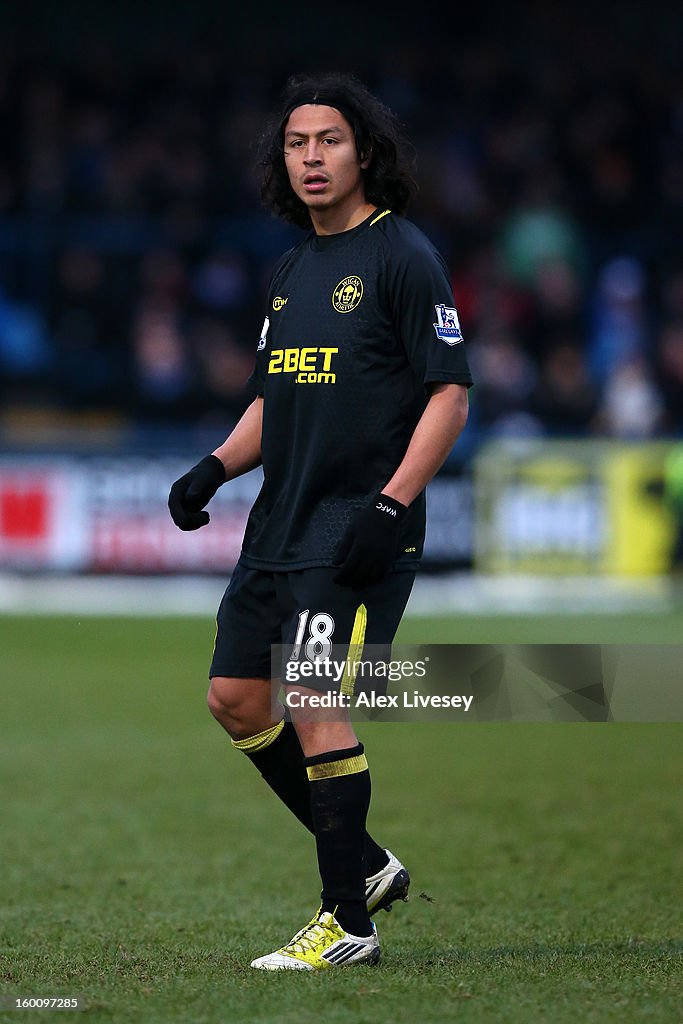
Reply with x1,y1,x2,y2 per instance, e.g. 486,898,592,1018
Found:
333,493,408,588
168,454,226,531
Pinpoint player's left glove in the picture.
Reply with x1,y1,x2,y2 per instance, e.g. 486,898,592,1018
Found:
333,493,408,588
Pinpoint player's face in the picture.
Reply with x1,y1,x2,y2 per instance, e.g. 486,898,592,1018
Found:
283,105,370,225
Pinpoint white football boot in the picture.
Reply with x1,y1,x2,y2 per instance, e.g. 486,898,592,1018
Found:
250,909,380,971
366,849,410,915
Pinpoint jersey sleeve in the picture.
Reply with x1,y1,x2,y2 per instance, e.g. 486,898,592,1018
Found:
246,244,300,399
246,314,269,398
389,238,473,388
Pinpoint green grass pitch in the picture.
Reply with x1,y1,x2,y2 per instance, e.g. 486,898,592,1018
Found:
2,612,682,1023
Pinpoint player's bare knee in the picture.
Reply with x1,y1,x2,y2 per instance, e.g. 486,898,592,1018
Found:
208,678,241,721
207,681,223,720
207,677,269,737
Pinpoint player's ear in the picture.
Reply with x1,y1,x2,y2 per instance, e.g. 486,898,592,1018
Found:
359,146,372,170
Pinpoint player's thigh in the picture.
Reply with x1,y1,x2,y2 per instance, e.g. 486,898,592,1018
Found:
277,567,416,702
277,567,416,655
209,558,281,682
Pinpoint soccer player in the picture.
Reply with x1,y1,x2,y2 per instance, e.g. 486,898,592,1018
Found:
168,72,473,970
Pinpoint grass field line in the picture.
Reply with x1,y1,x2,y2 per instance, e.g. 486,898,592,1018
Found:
0,571,677,617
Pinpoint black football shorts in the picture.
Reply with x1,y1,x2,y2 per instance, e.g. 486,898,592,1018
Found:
209,556,416,685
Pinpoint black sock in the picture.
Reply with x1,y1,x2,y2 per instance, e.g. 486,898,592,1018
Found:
305,743,373,937
234,719,314,830
234,720,388,876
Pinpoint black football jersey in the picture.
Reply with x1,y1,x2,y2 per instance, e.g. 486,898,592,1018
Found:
240,209,473,571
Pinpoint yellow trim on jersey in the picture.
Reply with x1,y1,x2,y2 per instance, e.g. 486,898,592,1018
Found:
370,208,391,226
340,603,368,698
231,718,284,753
306,753,369,782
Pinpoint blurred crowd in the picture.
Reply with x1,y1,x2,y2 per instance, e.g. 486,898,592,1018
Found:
1,10,683,446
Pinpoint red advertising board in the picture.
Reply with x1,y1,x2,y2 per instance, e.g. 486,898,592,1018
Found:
0,455,472,573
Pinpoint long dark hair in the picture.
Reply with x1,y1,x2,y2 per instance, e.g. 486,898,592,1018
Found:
259,72,418,229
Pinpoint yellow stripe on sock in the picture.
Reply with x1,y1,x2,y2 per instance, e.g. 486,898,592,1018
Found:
370,208,391,226
231,718,284,753
340,603,368,698
306,753,368,781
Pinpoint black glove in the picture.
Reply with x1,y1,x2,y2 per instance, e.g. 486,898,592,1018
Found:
168,454,226,531
333,493,408,588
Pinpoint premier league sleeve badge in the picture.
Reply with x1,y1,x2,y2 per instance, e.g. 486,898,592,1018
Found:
433,303,463,345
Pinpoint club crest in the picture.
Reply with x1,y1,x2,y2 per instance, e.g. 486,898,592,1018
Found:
332,275,363,313
433,304,462,345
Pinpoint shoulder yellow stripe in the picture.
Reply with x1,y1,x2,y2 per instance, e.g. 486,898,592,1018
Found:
341,603,368,697
370,208,391,226
307,753,368,781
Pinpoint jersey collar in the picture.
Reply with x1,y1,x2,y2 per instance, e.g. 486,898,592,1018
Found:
309,209,390,251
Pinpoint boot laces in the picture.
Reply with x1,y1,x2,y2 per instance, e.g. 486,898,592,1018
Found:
283,912,338,956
